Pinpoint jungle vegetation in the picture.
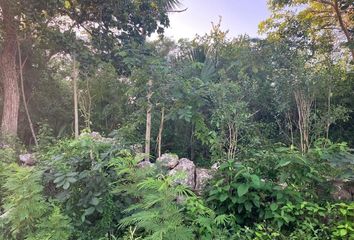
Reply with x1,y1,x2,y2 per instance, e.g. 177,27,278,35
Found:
0,0,354,239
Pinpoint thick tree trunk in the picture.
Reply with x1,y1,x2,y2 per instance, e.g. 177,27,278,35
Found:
144,79,153,162
0,0,19,138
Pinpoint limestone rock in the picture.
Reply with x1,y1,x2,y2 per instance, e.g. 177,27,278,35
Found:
195,168,213,194
169,158,196,189
19,153,36,166
89,131,102,140
137,160,154,168
331,180,353,201
156,153,179,169
211,162,220,170
0,143,10,149
131,144,143,154
80,131,114,143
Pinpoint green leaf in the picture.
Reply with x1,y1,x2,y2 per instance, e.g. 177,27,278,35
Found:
66,172,78,177
90,197,100,206
339,229,347,236
252,197,260,208
245,201,253,212
270,203,278,211
276,159,291,168
63,181,70,190
250,174,261,188
84,207,95,216
237,184,249,197
238,205,243,213
53,175,65,183
66,177,77,183
219,193,228,202
64,0,71,9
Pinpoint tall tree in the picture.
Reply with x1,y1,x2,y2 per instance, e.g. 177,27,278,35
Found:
0,0,181,141
0,0,19,137
261,0,354,59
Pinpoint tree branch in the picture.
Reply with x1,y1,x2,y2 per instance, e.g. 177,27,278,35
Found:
167,8,188,13
313,0,335,7
333,0,354,58
17,41,38,147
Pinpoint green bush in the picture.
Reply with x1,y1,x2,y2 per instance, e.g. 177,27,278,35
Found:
206,159,303,226
0,164,71,240
204,145,354,239
39,135,127,239
2,135,353,240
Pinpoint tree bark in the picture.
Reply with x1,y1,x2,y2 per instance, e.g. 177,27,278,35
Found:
294,90,313,153
72,55,79,138
157,106,165,158
0,0,20,138
190,124,195,161
326,85,332,140
144,79,153,162
332,0,354,59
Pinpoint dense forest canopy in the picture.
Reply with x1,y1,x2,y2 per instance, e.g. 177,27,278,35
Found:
0,0,354,239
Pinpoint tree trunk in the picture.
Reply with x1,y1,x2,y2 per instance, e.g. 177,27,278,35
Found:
326,85,332,140
78,78,92,130
17,41,38,147
294,90,313,153
286,111,294,146
333,0,354,60
227,123,238,160
144,79,153,162
157,106,165,158
190,124,195,161
72,55,79,138
0,0,19,138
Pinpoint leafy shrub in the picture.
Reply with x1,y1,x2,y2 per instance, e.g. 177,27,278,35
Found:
332,202,354,239
2,134,352,240
40,135,126,239
108,151,194,240
0,146,16,164
119,175,195,240
0,164,71,240
184,196,236,239
206,159,302,225
0,164,48,238
312,139,354,181
243,146,325,197
26,205,72,240
0,146,17,212
36,121,57,151
205,144,354,239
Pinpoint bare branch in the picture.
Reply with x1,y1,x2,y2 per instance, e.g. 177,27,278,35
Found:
17,41,38,146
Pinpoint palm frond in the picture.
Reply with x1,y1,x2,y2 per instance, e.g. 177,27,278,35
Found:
158,0,182,11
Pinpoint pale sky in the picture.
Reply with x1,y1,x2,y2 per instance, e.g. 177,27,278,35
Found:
163,0,271,40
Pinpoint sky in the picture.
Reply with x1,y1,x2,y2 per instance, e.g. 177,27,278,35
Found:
163,0,271,40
